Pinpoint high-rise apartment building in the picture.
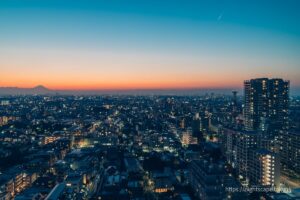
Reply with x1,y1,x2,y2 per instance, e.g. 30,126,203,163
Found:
244,78,289,157
280,130,300,173
220,127,238,168
244,78,289,134
249,149,280,188
236,131,258,185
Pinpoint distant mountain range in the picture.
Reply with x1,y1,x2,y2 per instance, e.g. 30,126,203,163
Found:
0,85,54,95
0,85,245,96
1,85,299,96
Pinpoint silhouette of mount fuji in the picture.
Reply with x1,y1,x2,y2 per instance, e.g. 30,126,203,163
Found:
0,85,54,95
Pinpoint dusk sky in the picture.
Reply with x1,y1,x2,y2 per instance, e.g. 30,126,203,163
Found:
1,0,299,91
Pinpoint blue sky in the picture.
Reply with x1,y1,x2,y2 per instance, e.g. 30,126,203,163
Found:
0,0,299,92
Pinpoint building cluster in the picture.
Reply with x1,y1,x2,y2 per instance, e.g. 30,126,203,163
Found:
0,78,299,200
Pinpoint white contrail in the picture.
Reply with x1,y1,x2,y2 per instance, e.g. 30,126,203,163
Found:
218,11,224,21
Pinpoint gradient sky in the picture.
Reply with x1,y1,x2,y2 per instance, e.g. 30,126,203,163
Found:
0,0,300,90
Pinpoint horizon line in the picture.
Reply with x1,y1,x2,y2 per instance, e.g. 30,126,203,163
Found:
0,85,244,91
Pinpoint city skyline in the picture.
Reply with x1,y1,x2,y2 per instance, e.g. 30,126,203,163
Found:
1,78,299,199
1,1,300,199
1,0,300,91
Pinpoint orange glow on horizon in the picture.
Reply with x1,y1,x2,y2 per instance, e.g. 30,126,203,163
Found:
49,83,242,91
0,76,242,90
2,69,298,90
1,65,245,90
0,82,242,90
1,46,299,91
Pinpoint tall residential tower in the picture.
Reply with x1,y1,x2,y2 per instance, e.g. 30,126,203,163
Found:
244,78,289,135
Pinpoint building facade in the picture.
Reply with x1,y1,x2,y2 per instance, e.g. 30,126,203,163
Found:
244,78,289,135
